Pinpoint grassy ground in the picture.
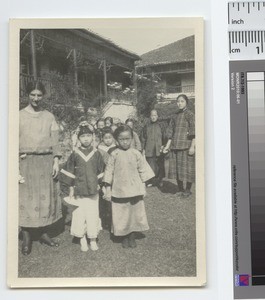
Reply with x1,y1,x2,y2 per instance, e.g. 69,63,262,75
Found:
18,180,196,278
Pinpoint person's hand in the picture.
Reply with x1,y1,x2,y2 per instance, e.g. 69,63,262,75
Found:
143,184,146,197
69,186,74,198
52,158,59,178
103,188,112,201
102,186,106,195
160,145,164,153
188,146,195,156
19,174,25,184
162,146,169,154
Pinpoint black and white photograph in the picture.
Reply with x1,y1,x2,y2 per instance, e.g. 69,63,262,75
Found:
8,18,205,287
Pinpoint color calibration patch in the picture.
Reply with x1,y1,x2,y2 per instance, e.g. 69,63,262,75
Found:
230,60,265,299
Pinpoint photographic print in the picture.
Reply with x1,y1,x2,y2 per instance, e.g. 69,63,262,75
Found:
8,18,205,287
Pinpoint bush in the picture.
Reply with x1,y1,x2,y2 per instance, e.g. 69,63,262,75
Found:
136,79,157,117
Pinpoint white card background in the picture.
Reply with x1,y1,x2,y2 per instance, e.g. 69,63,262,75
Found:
0,0,235,299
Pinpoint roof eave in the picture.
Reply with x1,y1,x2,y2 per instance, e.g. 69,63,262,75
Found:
72,29,141,61
136,59,194,68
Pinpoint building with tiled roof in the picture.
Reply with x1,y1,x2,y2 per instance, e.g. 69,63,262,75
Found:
20,29,141,107
136,35,195,101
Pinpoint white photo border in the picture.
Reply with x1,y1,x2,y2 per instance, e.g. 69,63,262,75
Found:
8,17,205,288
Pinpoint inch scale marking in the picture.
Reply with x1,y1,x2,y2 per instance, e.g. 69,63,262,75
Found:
228,1,265,28
229,30,265,58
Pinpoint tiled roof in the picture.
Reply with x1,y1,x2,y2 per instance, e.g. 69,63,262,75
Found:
137,35,194,67
78,29,141,61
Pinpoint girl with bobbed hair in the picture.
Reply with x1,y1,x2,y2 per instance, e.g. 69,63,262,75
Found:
104,116,113,127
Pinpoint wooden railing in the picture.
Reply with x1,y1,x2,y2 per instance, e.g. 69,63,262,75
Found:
20,73,50,97
165,84,194,94
20,73,136,106
157,84,195,102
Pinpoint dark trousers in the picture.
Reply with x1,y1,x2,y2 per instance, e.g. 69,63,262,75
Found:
146,155,165,184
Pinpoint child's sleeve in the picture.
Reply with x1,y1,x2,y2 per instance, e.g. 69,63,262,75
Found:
186,111,195,139
134,132,142,152
140,124,147,150
50,117,62,158
137,152,155,182
166,117,175,140
102,154,115,185
160,121,168,144
97,151,105,182
59,152,76,187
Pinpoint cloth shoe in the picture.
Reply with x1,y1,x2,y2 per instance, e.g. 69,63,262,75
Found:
182,190,192,198
21,230,32,255
175,191,184,197
122,236,129,249
39,233,59,247
128,232,137,248
80,236,89,252
90,240,99,251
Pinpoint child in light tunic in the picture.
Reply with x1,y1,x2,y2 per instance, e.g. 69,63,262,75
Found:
60,124,105,251
103,125,154,248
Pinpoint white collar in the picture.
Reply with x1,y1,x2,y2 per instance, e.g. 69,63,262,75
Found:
75,148,96,162
24,105,42,114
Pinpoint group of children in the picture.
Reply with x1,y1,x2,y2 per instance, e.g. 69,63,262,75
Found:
59,117,154,252
59,94,195,252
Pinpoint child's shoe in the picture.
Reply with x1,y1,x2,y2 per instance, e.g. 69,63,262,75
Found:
128,232,137,248
175,190,184,197
90,240,99,251
158,180,164,188
80,236,89,252
182,190,192,198
122,236,129,249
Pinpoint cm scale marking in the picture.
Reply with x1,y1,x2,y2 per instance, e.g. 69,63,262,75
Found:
228,2,265,59
228,30,265,58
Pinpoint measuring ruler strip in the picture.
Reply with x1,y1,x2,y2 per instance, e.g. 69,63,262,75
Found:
228,1,265,59
229,30,265,59
228,1,265,29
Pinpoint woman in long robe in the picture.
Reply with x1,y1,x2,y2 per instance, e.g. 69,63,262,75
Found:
19,81,62,255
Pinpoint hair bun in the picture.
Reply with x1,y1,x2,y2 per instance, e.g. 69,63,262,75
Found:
77,122,94,137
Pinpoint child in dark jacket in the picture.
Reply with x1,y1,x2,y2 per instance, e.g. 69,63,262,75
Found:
141,110,167,187
59,123,105,251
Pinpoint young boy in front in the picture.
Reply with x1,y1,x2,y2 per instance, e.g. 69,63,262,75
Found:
59,123,105,251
